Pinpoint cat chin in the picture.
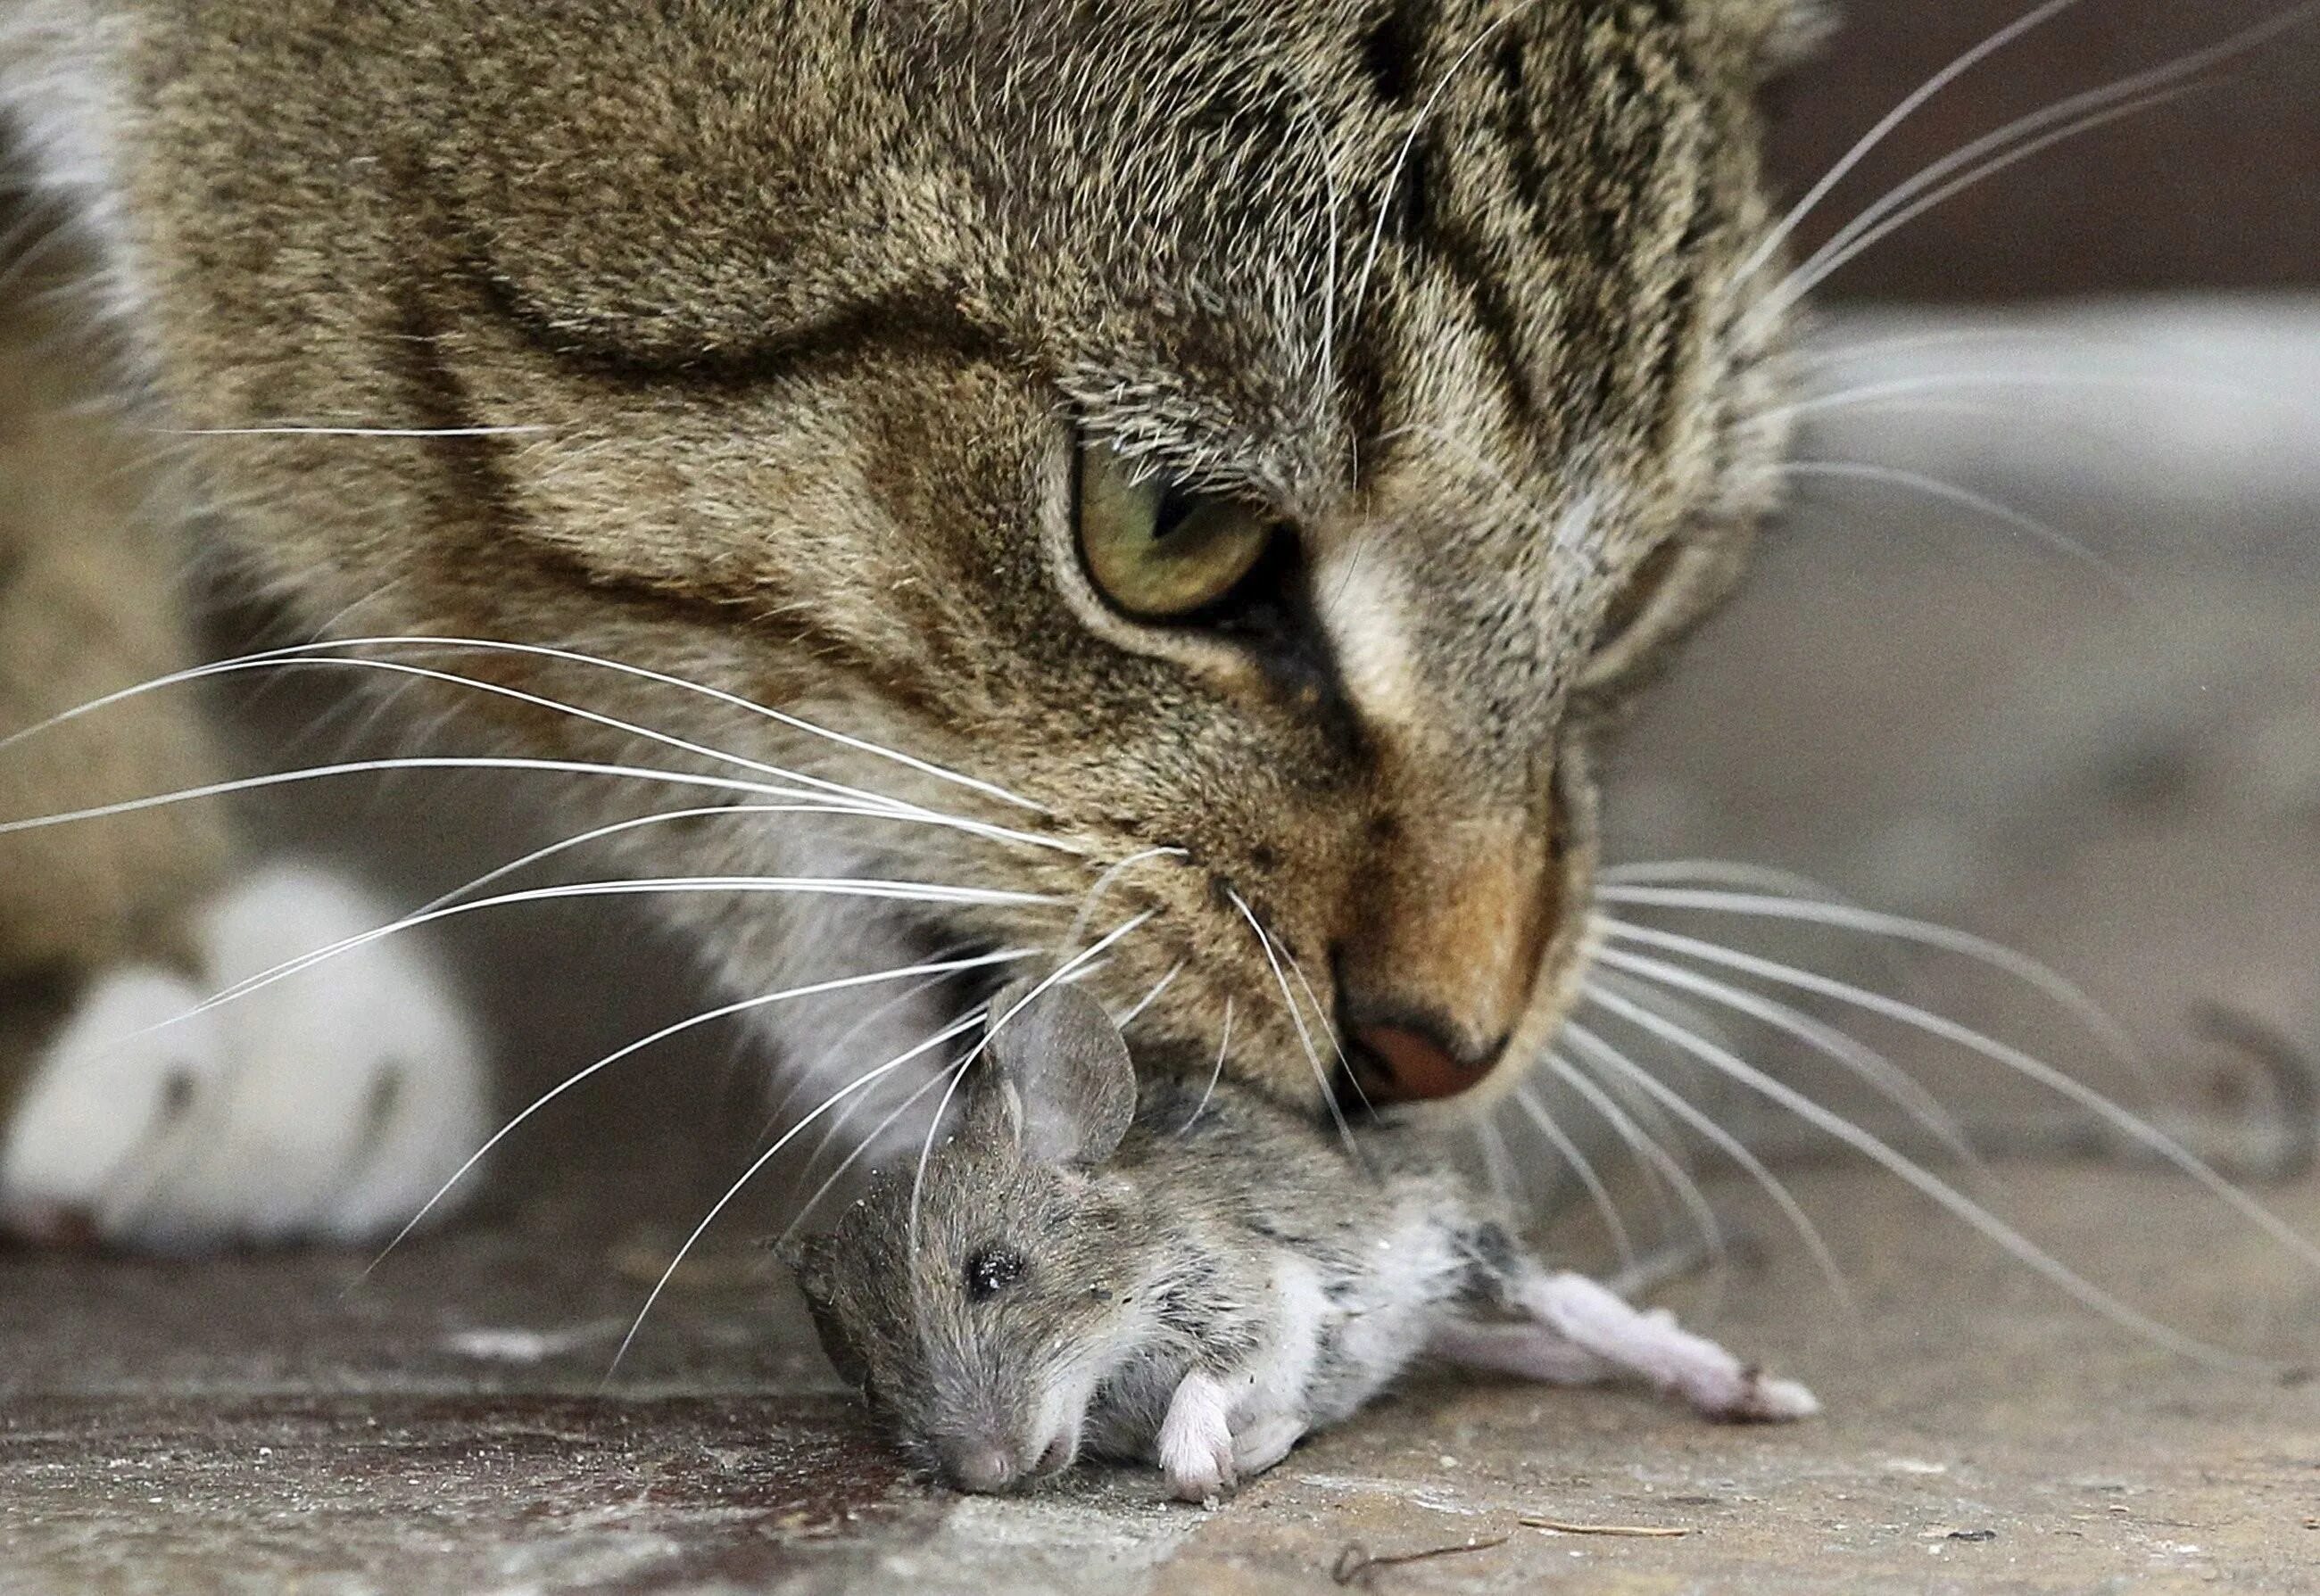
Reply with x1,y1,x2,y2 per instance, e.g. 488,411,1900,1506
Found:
0,864,487,1252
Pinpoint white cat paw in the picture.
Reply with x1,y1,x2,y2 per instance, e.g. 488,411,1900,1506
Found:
0,864,488,1250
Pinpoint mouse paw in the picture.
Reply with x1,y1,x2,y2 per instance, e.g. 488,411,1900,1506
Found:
1157,1371,1239,1503
1230,1411,1308,1481
1513,1271,1819,1425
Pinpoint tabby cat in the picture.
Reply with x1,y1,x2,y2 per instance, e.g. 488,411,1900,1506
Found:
0,0,1819,1248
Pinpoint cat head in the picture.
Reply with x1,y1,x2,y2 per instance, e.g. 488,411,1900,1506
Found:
9,0,1817,1111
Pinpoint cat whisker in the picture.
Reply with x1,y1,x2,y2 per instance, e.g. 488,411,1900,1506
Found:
1474,1120,1520,1214
610,1007,992,1383
1065,845,1190,950
0,648,1068,850
1503,1079,1638,1274
1770,369,2307,429
905,912,1157,1259
1778,459,2132,593
1578,982,2265,1368
1758,83,2204,326
1537,1055,1730,1295
1595,881,2154,1090
360,950,1030,1282
1177,997,1235,1137
775,1054,988,1253
162,424,555,438
1728,0,2088,294
1595,917,2320,1274
1224,889,1362,1162
0,633,1049,815
1594,944,1983,1172
1116,961,1184,1028
1565,1012,1859,1324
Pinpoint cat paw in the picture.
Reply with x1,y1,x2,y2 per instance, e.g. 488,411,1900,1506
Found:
1157,1371,1239,1503
0,864,487,1250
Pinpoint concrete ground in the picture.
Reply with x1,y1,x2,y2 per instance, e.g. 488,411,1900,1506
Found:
4,302,2319,1593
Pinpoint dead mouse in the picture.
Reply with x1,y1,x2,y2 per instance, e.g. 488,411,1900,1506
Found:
779,978,1816,1502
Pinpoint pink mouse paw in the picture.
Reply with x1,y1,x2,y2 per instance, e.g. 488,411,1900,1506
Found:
1157,1371,1239,1502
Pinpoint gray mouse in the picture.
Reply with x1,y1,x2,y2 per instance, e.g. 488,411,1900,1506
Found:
780,978,1817,1502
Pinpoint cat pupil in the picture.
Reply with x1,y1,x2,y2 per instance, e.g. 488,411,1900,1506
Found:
1150,484,1202,543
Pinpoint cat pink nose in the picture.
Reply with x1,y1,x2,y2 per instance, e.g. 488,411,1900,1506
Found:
942,1441,1019,1494
1349,1021,1500,1106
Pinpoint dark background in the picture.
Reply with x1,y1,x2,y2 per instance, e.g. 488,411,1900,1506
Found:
1768,0,2320,300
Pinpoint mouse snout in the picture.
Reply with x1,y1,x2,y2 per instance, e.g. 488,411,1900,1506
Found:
940,1437,1022,1494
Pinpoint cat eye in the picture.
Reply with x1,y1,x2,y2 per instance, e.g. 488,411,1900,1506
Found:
1076,442,1281,619
965,1245,1027,1301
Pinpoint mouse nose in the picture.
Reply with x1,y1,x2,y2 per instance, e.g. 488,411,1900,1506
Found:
1346,1019,1505,1107
941,1440,1020,1495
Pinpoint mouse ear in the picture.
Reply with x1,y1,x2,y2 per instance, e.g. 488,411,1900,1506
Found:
975,977,1136,1167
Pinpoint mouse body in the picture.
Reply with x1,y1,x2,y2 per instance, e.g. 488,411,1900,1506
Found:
783,980,1816,1501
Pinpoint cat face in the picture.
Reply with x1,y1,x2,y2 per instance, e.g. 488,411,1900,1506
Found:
12,0,1810,1110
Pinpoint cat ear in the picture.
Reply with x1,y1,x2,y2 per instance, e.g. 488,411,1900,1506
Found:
974,978,1136,1168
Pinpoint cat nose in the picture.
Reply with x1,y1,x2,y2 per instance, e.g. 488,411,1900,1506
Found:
1346,1018,1505,1106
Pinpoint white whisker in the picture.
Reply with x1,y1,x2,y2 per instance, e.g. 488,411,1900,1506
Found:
1116,961,1184,1028
1595,944,1982,1170
1226,889,1361,1160
609,1007,991,1381
1540,1053,1729,1283
1728,0,2088,293
1596,919,2320,1273
1505,1082,1637,1272
1566,1013,1857,1321
1579,984,2258,1367
164,424,554,438
1597,881,2153,1087
1178,997,1235,1137
362,950,1029,1279
1780,459,2130,591
1065,845,1188,949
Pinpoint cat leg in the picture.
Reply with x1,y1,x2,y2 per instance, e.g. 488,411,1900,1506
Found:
1507,1271,1819,1422
0,224,486,1249
1156,1371,1239,1502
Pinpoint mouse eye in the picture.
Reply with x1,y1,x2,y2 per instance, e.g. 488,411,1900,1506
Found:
965,1245,1026,1302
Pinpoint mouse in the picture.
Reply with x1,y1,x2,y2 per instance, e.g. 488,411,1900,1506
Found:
779,977,1818,1502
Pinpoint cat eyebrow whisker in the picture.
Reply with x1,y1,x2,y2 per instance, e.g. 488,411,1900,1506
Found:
0,633,1051,815
1535,1054,1729,1302
360,951,1032,1282
1563,1010,1859,1327
1574,982,2259,1369
1502,1075,1638,1274
1756,2,2320,330
1064,845,1191,950
1728,0,2089,296
611,1006,995,1383
1593,917,2320,1278
1777,459,2133,594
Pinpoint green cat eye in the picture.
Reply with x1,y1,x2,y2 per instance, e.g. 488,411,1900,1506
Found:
1076,443,1279,619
